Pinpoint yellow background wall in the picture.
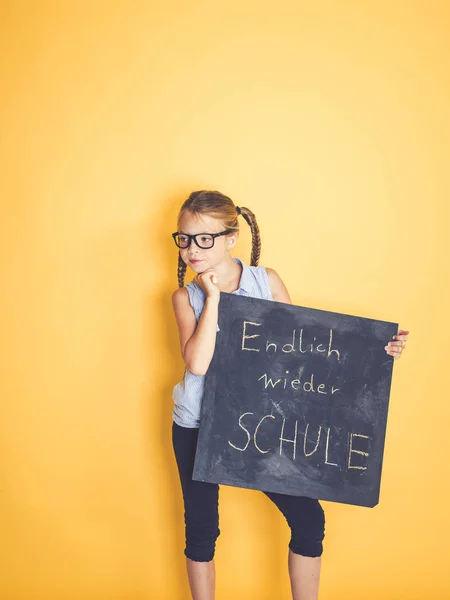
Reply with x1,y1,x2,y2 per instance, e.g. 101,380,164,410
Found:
1,1,449,598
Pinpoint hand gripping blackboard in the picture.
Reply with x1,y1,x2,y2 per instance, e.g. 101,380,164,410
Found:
192,293,398,508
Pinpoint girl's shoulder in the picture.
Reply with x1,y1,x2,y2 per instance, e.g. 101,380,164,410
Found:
171,283,202,308
185,279,204,297
262,267,292,304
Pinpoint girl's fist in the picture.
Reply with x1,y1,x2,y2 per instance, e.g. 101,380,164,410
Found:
194,269,220,300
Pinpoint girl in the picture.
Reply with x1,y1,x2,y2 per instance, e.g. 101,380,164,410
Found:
170,190,409,600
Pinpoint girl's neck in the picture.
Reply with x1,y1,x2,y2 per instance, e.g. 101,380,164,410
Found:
214,255,243,293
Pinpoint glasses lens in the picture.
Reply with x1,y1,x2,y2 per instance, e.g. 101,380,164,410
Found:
175,235,189,248
197,235,214,248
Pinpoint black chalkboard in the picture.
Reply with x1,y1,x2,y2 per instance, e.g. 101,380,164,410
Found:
192,293,398,508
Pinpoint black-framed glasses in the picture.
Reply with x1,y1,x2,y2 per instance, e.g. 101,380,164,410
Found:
172,230,232,249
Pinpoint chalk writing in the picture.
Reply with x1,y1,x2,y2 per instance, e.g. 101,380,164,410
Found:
257,370,340,395
242,322,341,361
193,292,397,507
227,411,370,472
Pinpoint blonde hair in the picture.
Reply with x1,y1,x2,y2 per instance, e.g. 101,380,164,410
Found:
176,190,261,288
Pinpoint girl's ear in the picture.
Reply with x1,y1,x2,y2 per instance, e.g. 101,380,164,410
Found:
227,233,238,249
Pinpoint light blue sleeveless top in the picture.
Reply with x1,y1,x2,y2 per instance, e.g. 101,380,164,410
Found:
172,256,274,428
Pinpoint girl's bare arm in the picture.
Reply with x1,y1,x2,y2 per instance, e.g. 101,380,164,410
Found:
172,289,219,375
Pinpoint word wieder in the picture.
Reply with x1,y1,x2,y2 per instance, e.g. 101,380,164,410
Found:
257,369,340,395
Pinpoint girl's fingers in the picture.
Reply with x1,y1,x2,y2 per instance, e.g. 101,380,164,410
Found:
386,328,410,359
385,343,403,359
393,329,410,342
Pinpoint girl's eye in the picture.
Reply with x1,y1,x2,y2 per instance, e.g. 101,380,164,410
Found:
179,236,189,243
201,236,212,242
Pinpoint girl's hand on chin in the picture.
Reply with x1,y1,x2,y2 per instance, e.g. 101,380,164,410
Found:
194,269,220,300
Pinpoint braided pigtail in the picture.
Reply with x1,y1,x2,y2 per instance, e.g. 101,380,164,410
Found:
177,252,187,288
238,206,261,266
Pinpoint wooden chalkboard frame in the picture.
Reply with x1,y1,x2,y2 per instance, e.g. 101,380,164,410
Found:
192,293,397,508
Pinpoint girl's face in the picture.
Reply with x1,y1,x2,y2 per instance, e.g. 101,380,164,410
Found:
177,211,237,272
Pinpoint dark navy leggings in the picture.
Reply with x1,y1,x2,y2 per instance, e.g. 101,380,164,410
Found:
172,421,325,562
